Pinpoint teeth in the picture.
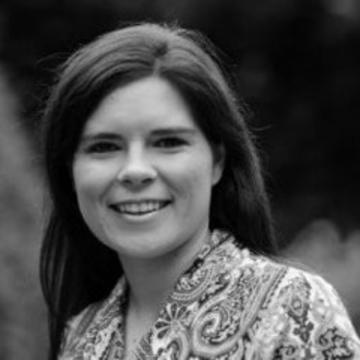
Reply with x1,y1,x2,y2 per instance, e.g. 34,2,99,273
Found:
113,201,168,215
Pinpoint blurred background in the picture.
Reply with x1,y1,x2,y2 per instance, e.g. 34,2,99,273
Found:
0,0,359,358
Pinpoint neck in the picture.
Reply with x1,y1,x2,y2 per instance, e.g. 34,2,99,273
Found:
119,226,210,319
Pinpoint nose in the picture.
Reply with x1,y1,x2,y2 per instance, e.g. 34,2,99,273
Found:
116,144,156,189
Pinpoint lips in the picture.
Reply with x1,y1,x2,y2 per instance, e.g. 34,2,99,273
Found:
109,200,171,215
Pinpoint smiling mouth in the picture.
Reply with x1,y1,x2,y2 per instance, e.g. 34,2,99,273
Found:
110,200,171,215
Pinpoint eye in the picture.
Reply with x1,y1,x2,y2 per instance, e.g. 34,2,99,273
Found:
85,141,122,154
154,137,187,148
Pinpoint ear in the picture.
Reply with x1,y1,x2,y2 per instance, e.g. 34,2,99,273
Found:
212,143,225,186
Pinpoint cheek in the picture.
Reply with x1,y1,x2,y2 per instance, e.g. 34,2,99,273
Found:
72,163,109,238
72,161,109,199
72,166,92,203
71,168,109,232
72,171,97,222
163,156,215,201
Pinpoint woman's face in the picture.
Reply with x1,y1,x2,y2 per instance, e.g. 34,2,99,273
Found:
72,76,224,262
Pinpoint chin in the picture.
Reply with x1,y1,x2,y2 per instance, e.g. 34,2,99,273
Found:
110,233,186,261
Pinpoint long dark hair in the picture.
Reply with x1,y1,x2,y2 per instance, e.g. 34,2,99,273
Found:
40,22,277,359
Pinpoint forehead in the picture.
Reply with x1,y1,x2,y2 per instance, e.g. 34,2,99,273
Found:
82,76,198,135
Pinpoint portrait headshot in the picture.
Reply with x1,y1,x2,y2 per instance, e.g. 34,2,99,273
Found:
0,2,360,360
40,23,360,359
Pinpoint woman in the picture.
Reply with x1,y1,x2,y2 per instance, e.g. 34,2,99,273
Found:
40,23,360,360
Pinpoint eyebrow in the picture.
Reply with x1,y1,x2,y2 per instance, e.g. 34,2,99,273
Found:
79,133,122,144
151,127,197,136
80,127,198,143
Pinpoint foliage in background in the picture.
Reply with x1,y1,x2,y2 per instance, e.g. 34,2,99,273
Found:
0,68,46,359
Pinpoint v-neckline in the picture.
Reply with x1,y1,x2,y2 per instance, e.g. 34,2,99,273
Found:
116,230,232,358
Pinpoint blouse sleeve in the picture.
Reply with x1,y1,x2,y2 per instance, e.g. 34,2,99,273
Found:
268,269,360,359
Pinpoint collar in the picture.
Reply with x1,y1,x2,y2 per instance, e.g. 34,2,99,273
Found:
60,230,259,359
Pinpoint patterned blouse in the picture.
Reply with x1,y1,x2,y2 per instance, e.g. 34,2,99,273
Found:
59,230,360,359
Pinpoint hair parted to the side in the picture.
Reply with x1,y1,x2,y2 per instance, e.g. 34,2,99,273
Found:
40,22,277,360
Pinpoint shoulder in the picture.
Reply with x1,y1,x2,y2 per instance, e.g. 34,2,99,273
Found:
60,300,103,353
238,251,360,359
58,277,127,359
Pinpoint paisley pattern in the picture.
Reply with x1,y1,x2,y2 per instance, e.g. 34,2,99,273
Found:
59,230,360,359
